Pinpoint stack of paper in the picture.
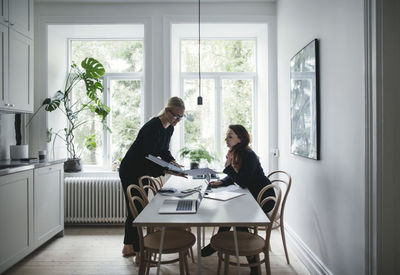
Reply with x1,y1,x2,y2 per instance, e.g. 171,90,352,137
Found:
204,191,245,201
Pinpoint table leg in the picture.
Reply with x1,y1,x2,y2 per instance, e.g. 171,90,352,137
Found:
156,227,165,275
233,226,241,275
202,226,205,247
197,227,202,275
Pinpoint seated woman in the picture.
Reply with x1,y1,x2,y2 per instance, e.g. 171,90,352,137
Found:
201,124,275,274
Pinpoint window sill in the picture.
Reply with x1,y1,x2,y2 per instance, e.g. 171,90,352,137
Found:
64,170,119,178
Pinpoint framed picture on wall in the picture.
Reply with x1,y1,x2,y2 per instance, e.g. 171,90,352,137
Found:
290,39,320,160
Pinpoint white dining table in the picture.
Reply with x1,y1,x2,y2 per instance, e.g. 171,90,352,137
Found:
132,177,270,275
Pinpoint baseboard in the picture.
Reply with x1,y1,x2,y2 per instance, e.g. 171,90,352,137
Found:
285,225,333,275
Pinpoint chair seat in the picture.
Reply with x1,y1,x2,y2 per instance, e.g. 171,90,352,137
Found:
144,229,196,253
210,231,265,256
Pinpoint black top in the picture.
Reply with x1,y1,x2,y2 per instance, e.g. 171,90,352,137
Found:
119,117,175,181
221,148,274,211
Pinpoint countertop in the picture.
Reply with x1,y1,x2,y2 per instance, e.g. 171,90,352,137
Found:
0,159,65,176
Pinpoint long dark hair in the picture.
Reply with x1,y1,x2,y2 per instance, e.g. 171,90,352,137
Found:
229,124,251,172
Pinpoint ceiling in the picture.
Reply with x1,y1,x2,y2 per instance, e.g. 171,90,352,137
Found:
35,0,275,3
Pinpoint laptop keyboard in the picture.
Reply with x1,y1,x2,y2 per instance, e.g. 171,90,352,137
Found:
176,200,193,211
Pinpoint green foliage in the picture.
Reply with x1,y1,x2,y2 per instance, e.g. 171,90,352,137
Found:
28,57,110,160
179,145,215,164
71,40,143,165
84,134,97,151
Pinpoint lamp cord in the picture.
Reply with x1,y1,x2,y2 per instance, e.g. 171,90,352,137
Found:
198,0,201,99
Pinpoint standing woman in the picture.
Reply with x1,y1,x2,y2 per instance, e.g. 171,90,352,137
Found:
119,96,185,257
201,124,275,275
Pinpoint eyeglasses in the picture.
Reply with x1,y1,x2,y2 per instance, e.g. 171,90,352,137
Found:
168,109,185,120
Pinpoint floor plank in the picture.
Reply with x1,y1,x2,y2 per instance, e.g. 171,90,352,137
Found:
5,226,310,275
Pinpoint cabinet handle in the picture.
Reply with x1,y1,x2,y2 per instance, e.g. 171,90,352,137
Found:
4,103,9,107
4,19,8,23
10,22,14,26
10,104,15,107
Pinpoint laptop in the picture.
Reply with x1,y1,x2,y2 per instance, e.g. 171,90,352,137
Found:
158,179,208,214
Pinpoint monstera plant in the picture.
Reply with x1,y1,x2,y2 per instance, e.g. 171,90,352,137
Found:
29,57,110,172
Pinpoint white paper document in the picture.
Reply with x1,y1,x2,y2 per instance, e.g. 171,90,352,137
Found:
204,190,245,201
146,154,217,176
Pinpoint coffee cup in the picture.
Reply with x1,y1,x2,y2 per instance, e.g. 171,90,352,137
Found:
38,150,47,162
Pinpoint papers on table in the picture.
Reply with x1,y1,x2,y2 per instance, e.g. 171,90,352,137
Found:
204,190,245,201
146,154,217,176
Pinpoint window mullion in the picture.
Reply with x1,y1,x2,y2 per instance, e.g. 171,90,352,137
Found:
215,76,222,164
103,76,110,169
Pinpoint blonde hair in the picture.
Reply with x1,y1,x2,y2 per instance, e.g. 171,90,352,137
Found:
157,96,185,116
167,96,185,109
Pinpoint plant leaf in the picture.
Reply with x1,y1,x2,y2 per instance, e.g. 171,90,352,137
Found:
81,57,105,78
94,104,111,121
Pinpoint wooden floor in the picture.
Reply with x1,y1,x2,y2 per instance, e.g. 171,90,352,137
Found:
5,226,310,275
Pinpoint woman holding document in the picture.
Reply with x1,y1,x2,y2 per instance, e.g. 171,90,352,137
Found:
119,97,185,258
201,124,275,275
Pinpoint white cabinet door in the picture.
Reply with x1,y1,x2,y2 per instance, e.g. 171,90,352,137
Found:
0,170,34,274
8,0,33,39
33,164,64,246
8,29,33,113
0,23,8,110
0,0,8,27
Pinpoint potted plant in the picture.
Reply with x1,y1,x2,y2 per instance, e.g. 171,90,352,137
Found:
9,114,29,160
28,57,110,172
179,145,215,170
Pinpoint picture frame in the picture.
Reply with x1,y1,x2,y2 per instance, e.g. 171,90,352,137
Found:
290,39,320,160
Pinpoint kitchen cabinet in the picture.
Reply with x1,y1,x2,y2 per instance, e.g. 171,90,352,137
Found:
33,164,64,247
0,162,64,273
0,0,33,39
0,170,34,273
0,0,33,113
0,24,8,110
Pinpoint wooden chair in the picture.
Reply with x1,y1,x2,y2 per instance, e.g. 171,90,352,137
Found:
209,184,282,275
266,170,292,264
138,176,195,263
138,175,162,192
126,184,196,275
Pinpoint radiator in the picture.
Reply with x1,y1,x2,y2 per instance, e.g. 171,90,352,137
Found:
64,177,127,224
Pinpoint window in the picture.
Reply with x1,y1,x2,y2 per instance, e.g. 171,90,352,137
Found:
70,39,144,169
171,24,268,170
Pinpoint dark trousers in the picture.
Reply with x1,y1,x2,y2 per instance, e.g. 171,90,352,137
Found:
120,177,148,252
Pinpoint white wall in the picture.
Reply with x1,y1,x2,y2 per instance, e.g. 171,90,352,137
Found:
30,2,277,163
0,114,16,159
277,0,365,274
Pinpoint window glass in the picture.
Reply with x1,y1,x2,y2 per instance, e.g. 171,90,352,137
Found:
110,79,142,163
71,40,143,73
222,79,253,136
181,39,256,73
72,81,104,166
71,39,143,169
183,79,216,166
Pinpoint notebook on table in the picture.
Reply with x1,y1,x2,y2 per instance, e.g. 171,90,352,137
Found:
158,179,208,214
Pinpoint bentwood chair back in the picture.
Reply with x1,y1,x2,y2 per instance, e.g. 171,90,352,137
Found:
266,170,292,264
210,184,282,275
138,175,162,192
126,184,196,275
138,175,195,263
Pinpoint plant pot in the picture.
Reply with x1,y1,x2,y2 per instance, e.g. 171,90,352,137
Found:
190,162,199,170
64,158,82,172
10,145,29,160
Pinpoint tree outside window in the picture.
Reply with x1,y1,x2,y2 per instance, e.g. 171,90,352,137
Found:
181,39,256,169
71,40,143,169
